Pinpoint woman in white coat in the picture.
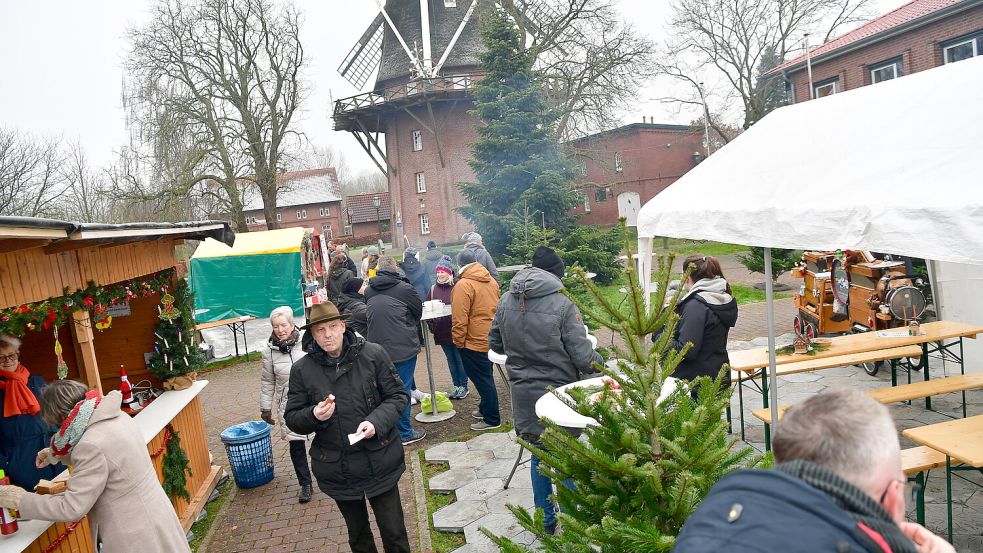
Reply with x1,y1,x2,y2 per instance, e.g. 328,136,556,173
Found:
260,306,313,502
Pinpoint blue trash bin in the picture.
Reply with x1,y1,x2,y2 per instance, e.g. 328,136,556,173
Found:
220,420,274,489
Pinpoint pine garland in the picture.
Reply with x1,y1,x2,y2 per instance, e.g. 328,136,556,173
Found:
161,425,192,502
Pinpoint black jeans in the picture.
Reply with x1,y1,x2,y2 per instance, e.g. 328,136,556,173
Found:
334,484,411,553
288,440,312,487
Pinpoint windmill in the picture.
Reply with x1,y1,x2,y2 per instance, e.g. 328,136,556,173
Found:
333,0,489,246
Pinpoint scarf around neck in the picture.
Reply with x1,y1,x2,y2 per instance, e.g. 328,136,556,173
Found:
0,364,41,417
270,328,300,354
51,390,102,457
778,460,918,553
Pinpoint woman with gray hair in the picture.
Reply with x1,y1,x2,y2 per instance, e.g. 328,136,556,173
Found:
260,306,313,502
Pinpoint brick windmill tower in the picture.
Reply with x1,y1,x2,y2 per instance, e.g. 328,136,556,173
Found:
332,0,493,247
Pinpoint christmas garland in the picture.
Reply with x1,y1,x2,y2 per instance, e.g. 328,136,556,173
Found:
161,424,192,502
40,521,82,553
0,269,174,337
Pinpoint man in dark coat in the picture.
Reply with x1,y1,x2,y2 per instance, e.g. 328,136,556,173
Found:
334,278,368,336
364,256,426,445
673,389,953,553
461,232,500,283
399,247,430,301
421,241,444,288
284,302,411,553
488,246,600,534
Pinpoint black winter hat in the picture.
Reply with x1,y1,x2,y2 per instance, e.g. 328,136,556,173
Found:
532,246,565,279
343,277,364,294
457,248,478,267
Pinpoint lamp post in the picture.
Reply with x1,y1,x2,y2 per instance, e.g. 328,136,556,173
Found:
372,195,382,241
805,33,815,100
697,81,711,157
346,206,355,241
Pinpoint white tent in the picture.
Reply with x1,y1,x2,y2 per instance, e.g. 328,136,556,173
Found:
635,56,983,427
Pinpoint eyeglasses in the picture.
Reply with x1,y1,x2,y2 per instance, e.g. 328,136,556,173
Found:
879,477,922,505
0,353,19,362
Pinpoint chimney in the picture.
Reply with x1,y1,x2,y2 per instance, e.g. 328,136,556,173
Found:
642,116,647,124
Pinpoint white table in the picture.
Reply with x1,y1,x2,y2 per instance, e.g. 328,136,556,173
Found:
535,376,681,429
416,304,457,423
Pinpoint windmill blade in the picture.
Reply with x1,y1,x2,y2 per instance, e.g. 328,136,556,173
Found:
338,13,385,89
512,0,577,54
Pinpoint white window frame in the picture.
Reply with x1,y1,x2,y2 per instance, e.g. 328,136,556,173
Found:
943,35,983,64
415,172,426,193
614,152,623,173
580,160,587,176
411,130,423,151
813,79,838,98
444,0,457,6
322,224,332,238
319,206,330,217
870,59,902,84
344,224,353,236
583,193,591,213
420,213,431,235
276,212,282,222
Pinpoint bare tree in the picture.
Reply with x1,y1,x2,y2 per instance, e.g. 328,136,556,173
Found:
343,170,387,197
664,0,875,129
125,0,306,231
57,143,117,223
0,128,65,217
501,0,656,140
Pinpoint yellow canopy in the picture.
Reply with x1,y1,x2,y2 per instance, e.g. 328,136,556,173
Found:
191,227,307,258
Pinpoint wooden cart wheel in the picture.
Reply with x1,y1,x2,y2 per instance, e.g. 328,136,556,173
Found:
805,323,817,340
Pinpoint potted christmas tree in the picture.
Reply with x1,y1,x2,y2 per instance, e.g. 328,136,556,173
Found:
148,279,205,391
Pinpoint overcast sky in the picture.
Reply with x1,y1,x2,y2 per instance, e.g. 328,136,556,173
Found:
0,0,906,176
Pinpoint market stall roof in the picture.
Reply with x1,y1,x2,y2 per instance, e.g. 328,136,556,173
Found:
636,56,983,266
0,217,234,254
191,226,305,259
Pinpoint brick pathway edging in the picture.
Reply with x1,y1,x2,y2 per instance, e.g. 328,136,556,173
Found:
197,481,239,552
410,452,434,553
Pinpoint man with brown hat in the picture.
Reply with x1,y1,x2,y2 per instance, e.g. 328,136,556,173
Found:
285,302,411,553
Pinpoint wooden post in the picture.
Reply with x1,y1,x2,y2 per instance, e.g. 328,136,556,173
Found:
71,309,102,393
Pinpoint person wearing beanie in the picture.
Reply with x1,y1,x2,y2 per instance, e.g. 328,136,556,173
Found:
399,248,430,301
335,277,368,337
427,260,469,400
488,247,601,534
422,241,445,289
362,246,380,279
461,231,500,283
531,245,565,279
452,255,501,431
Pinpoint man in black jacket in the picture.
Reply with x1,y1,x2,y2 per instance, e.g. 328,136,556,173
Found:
364,256,426,445
284,302,411,553
673,389,953,553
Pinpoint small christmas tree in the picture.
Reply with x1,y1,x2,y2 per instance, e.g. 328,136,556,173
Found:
486,223,764,552
148,279,205,383
737,247,798,289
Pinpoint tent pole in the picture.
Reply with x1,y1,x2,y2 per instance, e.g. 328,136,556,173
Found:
764,248,780,434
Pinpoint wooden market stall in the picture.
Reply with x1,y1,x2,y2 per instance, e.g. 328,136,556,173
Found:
0,217,233,553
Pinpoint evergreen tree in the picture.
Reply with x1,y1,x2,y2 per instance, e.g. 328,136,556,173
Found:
148,279,205,381
458,9,579,256
748,46,788,126
487,224,764,552
737,246,798,286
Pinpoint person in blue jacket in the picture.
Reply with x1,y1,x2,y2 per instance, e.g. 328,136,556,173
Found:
0,336,63,491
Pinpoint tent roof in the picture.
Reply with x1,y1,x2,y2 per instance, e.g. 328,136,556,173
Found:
637,56,983,266
192,227,306,259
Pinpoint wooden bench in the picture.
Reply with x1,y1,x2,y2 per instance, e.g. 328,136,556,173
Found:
732,345,923,382
751,373,983,424
902,445,948,476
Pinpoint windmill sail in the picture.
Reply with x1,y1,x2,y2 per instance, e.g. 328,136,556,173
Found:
338,14,385,89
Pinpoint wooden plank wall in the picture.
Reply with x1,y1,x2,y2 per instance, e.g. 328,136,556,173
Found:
18,324,82,383
25,518,95,553
0,239,176,309
90,293,163,393
146,396,213,521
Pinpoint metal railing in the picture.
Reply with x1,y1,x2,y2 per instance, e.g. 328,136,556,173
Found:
334,73,482,116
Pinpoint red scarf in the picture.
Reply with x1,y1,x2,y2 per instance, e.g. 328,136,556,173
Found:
0,364,41,417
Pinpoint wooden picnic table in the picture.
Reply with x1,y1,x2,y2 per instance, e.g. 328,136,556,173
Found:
729,320,983,449
902,414,983,542
195,315,257,357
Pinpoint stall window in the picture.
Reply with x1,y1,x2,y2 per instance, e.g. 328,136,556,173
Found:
943,32,983,63
415,172,426,193
813,78,838,98
420,213,431,235
412,130,423,151
614,152,623,173
870,58,903,83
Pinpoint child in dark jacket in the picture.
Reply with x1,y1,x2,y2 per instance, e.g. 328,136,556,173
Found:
426,258,469,399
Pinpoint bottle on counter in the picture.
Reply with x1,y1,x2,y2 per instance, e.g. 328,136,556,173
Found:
0,469,18,535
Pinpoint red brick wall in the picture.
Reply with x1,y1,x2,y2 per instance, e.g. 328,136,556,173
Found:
385,101,478,247
568,126,705,225
243,200,344,238
786,5,983,101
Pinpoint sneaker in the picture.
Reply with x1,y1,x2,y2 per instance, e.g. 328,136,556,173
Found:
456,386,470,399
299,484,313,504
411,396,418,405
411,389,426,402
471,409,484,420
401,429,427,446
470,420,501,431
446,387,460,400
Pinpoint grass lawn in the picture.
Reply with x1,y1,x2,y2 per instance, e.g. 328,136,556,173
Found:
190,479,232,551
731,284,792,304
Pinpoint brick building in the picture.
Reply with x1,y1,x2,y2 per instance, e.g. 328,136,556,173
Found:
343,192,393,246
769,0,983,102
242,168,344,239
566,122,706,226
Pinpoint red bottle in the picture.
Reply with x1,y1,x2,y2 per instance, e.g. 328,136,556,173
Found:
0,469,17,535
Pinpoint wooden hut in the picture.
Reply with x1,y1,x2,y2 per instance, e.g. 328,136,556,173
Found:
0,217,233,553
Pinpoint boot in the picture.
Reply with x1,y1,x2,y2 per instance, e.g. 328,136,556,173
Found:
299,483,313,503
289,440,313,503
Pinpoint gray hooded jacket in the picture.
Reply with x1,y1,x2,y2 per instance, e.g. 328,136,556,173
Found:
488,267,599,437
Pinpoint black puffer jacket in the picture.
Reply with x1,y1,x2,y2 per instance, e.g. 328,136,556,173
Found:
335,292,368,336
488,267,600,438
327,267,355,301
364,271,423,363
667,278,738,383
284,331,409,501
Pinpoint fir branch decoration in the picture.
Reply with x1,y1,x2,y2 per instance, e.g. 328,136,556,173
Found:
775,342,831,356
162,425,192,502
